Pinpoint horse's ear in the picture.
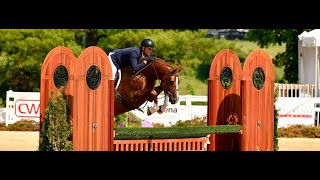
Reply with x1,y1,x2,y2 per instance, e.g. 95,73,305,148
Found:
172,66,183,74
177,66,183,72
174,64,183,73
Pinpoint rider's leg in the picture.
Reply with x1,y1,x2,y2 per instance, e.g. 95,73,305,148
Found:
115,69,121,90
108,52,120,90
108,52,117,80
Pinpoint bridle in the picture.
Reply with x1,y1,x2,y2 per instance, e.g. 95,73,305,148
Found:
161,73,179,96
151,61,179,96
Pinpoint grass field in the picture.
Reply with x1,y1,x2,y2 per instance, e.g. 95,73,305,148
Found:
234,40,286,60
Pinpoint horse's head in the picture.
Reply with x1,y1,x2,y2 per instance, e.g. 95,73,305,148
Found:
142,58,183,105
160,66,183,104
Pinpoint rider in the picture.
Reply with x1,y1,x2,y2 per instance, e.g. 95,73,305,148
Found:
108,38,156,90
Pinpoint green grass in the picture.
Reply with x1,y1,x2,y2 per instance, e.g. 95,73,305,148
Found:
234,40,286,60
179,75,208,95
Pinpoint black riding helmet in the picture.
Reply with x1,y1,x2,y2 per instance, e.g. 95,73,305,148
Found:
141,38,155,50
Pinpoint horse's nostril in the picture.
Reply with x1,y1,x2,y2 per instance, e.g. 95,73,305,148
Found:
170,99,177,104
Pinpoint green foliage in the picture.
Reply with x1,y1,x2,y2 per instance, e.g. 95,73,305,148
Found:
114,112,143,128
114,113,127,127
0,29,84,107
38,88,73,151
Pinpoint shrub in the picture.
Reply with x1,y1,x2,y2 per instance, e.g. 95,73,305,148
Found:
38,88,73,151
171,116,207,127
152,122,165,128
7,119,39,131
278,125,320,138
0,120,39,131
0,122,7,130
115,113,127,127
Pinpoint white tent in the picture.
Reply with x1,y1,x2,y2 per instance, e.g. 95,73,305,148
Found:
298,29,320,97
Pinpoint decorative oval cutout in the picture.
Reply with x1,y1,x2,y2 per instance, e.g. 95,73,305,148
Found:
54,65,68,89
220,66,233,89
86,65,101,90
252,67,265,90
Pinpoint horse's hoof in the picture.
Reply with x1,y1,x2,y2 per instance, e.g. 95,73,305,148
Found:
157,110,163,114
147,109,151,116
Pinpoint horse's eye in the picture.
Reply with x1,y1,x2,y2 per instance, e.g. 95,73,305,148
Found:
170,76,176,82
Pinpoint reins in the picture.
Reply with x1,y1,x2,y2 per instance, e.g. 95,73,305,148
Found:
152,60,161,84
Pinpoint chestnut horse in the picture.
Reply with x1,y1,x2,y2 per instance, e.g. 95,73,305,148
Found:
114,57,183,117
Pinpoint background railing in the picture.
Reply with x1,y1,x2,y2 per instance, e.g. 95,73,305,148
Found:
275,83,316,97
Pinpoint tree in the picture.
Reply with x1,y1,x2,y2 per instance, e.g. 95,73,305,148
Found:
0,29,83,107
74,29,108,48
245,29,311,83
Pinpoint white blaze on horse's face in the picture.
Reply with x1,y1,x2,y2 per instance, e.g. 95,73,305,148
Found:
176,76,179,97
166,74,179,104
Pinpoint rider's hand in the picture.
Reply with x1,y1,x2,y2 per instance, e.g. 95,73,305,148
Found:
147,56,155,61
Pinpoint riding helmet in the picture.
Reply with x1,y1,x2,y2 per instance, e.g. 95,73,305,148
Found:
141,38,155,50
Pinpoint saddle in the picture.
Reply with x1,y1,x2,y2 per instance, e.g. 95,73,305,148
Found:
114,70,145,113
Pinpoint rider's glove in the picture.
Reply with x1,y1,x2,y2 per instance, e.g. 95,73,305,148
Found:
147,56,155,61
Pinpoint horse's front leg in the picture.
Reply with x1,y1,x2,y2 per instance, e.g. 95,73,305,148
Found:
157,94,169,114
147,91,159,116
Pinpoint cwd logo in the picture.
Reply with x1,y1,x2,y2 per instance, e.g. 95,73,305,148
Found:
15,99,40,118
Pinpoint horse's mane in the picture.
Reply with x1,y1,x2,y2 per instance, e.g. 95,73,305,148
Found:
133,57,173,77
152,57,173,68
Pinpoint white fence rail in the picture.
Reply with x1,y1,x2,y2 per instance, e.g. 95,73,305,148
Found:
275,83,316,97
313,104,320,127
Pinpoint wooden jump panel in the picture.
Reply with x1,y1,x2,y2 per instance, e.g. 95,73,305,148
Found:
114,138,207,151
